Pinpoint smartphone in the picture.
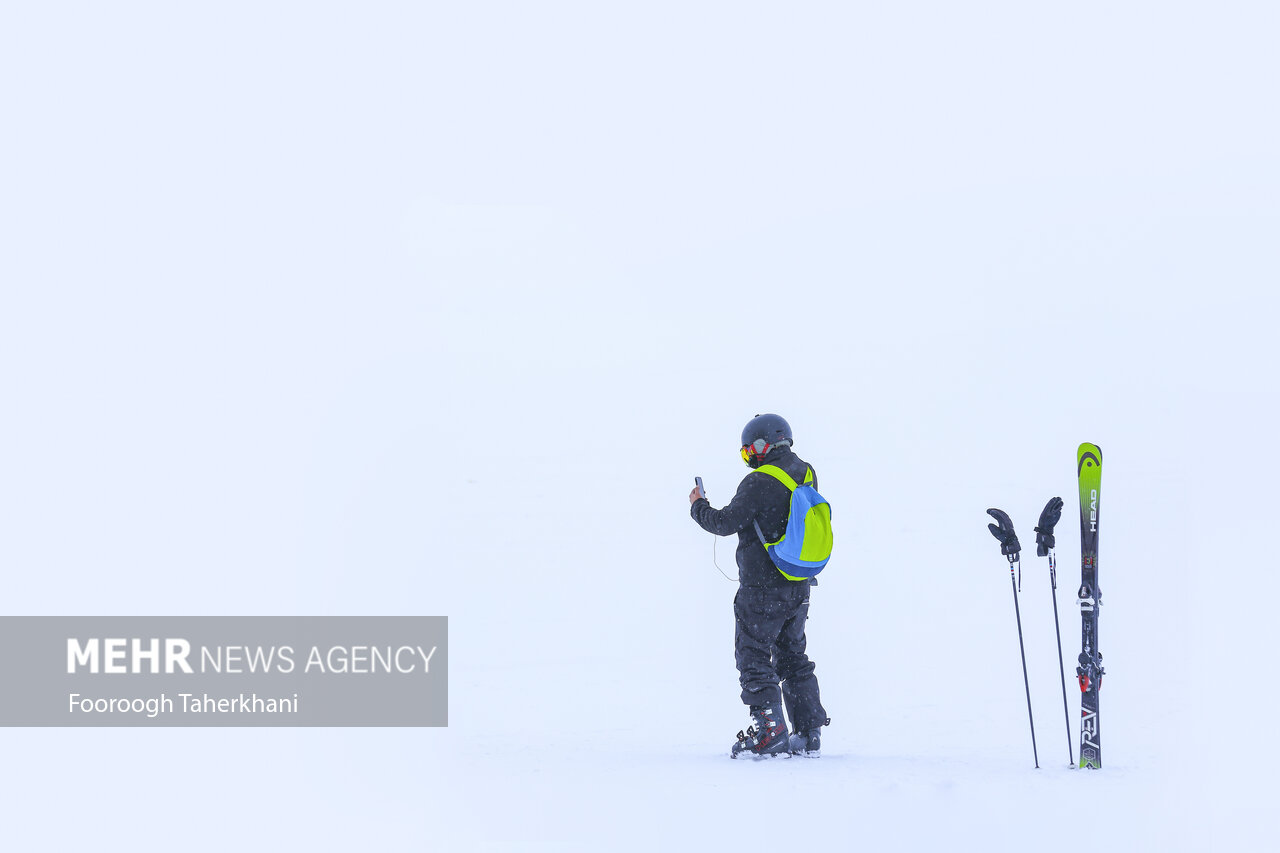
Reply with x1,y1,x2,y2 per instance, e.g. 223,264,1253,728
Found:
695,477,705,499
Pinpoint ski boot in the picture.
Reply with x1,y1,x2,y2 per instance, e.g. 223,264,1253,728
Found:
730,705,790,759
788,717,830,757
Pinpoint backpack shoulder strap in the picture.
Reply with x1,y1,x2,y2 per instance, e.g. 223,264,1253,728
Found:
754,464,798,492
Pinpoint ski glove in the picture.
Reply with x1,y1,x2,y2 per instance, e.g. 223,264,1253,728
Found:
1034,496,1064,557
986,508,1021,558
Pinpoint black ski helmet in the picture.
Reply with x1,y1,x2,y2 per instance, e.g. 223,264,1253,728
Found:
741,413,793,466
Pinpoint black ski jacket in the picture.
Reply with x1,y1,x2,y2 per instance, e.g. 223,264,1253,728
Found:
690,446,817,588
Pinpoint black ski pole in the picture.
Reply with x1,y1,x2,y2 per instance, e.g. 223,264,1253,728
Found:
1034,495,1074,766
1047,548,1073,766
988,508,1039,769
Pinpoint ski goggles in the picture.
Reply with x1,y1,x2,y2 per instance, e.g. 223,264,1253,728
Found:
741,439,771,464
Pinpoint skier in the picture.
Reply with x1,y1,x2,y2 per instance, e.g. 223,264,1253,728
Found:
689,413,829,758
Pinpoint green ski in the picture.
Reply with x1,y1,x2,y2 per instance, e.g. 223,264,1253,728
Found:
1076,443,1104,768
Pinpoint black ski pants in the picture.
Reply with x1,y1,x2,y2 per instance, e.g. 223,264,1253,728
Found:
733,581,826,732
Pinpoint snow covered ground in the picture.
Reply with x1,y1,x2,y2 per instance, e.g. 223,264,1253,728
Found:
2,3,1277,850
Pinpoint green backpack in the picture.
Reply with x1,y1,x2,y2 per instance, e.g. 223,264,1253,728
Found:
751,465,833,581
